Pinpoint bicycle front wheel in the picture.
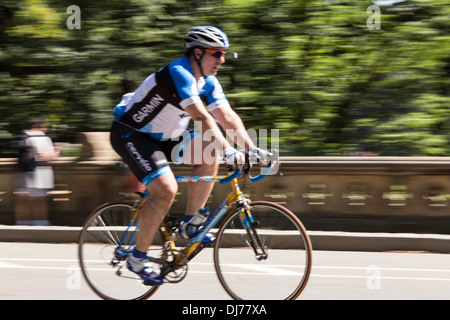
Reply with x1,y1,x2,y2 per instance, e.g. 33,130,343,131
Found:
213,201,312,300
78,202,162,300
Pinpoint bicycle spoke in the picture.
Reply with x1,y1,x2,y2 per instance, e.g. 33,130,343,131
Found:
94,215,120,246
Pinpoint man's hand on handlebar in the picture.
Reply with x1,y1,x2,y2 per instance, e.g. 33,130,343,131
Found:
223,147,246,169
220,147,280,183
248,146,273,166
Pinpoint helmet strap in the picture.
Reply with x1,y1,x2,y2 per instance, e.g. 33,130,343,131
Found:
193,48,206,78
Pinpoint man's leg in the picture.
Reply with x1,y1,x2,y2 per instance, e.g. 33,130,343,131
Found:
127,171,177,285
134,171,178,253
183,135,219,216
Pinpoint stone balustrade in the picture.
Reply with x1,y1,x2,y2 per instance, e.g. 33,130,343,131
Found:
1,132,449,233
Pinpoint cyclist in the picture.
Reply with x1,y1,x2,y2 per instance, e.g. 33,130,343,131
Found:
110,26,271,285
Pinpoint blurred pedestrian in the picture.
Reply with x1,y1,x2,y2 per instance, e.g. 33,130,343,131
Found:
13,118,61,226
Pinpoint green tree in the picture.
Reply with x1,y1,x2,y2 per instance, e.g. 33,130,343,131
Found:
0,0,449,157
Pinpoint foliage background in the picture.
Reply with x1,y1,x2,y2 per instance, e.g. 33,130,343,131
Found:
0,0,449,156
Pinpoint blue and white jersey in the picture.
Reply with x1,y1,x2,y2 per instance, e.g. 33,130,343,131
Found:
113,56,230,141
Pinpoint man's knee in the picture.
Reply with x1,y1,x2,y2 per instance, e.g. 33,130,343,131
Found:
147,173,178,202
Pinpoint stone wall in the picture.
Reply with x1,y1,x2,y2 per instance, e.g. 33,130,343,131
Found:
1,132,450,233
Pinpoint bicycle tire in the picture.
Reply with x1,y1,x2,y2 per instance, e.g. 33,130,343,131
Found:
78,202,161,300
213,201,312,300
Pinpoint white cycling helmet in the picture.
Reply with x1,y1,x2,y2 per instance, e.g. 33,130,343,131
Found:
184,26,230,49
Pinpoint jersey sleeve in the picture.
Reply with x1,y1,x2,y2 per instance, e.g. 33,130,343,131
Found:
168,64,202,109
204,76,230,112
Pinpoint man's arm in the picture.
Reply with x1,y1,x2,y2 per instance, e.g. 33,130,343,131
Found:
185,102,232,152
211,104,255,152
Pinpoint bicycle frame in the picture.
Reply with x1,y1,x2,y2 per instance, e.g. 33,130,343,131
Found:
175,177,245,261
114,163,273,269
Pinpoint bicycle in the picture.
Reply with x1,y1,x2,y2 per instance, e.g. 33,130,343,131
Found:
78,155,312,300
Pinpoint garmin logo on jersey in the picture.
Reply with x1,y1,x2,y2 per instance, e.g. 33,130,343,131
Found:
127,142,152,171
132,94,164,123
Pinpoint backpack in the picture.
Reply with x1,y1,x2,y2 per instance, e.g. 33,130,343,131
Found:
11,133,38,172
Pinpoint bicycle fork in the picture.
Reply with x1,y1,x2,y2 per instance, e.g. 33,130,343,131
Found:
238,206,268,261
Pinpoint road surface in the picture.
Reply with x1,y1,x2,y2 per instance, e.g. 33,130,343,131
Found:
1,242,449,300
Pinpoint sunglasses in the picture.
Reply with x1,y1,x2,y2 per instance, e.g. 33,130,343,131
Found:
204,49,238,59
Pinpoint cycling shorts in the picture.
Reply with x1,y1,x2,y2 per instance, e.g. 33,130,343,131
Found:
110,121,194,186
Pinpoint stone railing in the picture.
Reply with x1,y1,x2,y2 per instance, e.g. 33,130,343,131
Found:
1,132,450,233
256,156,450,233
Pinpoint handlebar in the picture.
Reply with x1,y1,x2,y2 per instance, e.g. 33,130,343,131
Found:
175,150,278,184
219,166,242,184
221,149,278,184
248,164,272,183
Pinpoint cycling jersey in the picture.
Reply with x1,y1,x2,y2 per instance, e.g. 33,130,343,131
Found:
113,56,230,141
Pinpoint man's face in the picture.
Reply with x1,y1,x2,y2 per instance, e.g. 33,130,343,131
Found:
194,47,226,76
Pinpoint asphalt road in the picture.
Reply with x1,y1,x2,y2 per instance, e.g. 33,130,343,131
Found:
1,242,450,300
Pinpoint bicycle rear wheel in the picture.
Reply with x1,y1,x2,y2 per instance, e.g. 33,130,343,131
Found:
78,202,162,300
213,201,312,300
